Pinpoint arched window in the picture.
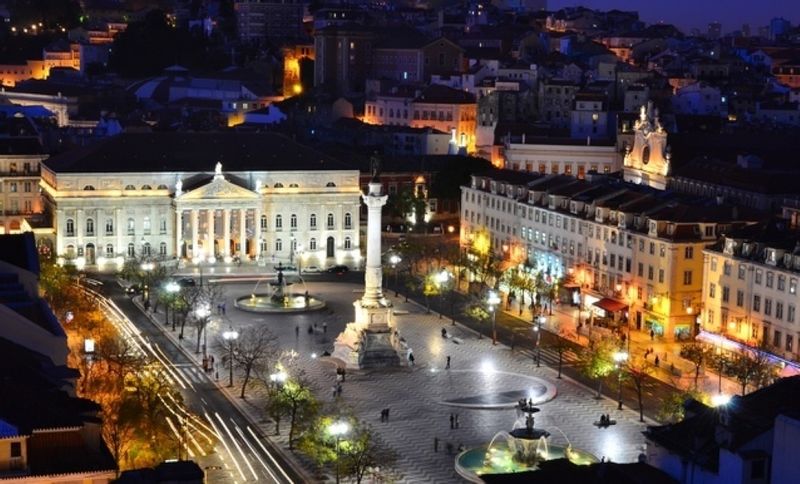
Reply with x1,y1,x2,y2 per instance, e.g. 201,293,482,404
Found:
344,236,352,250
143,216,151,234
85,218,95,236
159,217,167,234
65,218,75,236
141,185,152,190
260,240,267,253
274,183,284,188
276,238,283,251
124,184,135,190
326,182,336,187
275,214,282,230
642,145,651,164
66,244,75,257
309,238,317,250
326,236,335,258
157,184,168,190
260,215,267,230
309,213,317,229
127,218,135,235
127,243,135,257
289,183,299,188
159,242,167,256
105,218,114,235
344,212,352,229
83,185,95,190
143,242,151,256
105,244,114,256
327,213,334,229
290,214,297,230
291,238,297,252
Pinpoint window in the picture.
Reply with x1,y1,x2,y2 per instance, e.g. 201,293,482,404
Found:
85,218,94,236
66,218,75,236
787,335,794,353
23,182,31,192
310,213,317,229
723,262,731,276
275,214,283,230
755,269,763,284
127,218,135,235
685,246,694,259
159,242,167,256
773,330,782,348
160,217,167,234
309,238,317,250
105,218,114,235
791,278,797,294
344,212,352,229
327,213,335,229
753,295,761,312
637,263,643,277
276,238,283,251
127,243,135,257
738,265,746,280
105,244,114,256
290,214,297,230
10,441,21,458
143,216,151,235
711,257,717,272
778,275,786,291
709,283,716,299
722,286,730,303
777,302,784,320
736,290,744,307
9,182,16,193
765,298,773,316
344,236,352,249
789,305,795,323
83,185,95,191
648,266,654,280
260,215,267,230
649,242,655,255
683,270,693,285
767,272,774,288
125,184,135,190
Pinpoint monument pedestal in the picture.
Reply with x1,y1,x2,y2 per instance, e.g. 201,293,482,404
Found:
332,300,404,369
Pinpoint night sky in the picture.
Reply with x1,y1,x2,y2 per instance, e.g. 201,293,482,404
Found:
550,0,799,33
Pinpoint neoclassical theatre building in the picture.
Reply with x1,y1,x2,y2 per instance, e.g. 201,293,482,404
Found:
41,132,363,268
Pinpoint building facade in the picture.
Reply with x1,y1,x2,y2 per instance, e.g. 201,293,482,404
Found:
503,136,620,178
41,133,363,269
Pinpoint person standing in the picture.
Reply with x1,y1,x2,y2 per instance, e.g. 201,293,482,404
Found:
408,352,415,366
450,414,454,429
446,356,451,369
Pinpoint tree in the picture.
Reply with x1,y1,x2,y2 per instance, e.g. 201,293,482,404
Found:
465,301,491,339
625,355,655,422
300,416,396,484
729,343,778,395
578,338,616,398
183,282,224,352
680,343,709,389
548,327,573,379
225,326,278,398
501,268,529,315
422,273,441,314
657,388,708,423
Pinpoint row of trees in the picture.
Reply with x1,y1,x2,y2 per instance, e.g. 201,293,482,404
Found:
40,258,214,473
679,341,779,395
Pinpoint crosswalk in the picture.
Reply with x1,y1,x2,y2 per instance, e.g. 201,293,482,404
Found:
174,363,214,384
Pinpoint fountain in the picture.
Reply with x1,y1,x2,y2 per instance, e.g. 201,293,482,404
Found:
455,399,598,482
235,263,326,313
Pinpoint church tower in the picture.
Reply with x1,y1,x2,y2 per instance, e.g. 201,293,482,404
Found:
623,102,671,190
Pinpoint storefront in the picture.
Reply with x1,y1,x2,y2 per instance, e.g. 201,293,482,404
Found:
589,297,628,328
560,283,580,306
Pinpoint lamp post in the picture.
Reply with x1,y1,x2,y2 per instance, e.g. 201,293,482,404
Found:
487,290,501,345
613,350,628,410
534,315,545,367
389,254,401,297
328,420,350,484
166,281,180,330
140,261,154,306
222,327,239,387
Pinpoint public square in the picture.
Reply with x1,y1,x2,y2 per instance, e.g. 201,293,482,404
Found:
149,274,651,482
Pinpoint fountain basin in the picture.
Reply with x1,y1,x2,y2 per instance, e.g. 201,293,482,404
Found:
234,293,326,313
455,442,598,482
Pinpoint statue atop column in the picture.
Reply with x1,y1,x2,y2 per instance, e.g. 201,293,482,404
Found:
370,153,381,182
214,162,223,178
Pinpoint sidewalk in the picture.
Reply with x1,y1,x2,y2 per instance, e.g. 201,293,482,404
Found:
501,298,742,397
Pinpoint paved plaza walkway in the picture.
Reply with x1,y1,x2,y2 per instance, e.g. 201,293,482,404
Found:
138,279,650,483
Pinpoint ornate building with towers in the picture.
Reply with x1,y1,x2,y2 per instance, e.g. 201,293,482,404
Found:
40,132,363,269
623,103,671,190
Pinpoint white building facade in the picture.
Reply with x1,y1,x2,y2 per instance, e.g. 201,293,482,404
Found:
41,133,363,269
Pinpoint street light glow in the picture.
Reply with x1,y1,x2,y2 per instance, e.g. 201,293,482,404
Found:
389,254,401,265
222,328,239,341
613,351,629,363
487,290,501,307
328,420,350,437
711,393,731,407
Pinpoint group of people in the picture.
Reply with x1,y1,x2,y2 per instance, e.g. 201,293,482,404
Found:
449,413,461,429
598,413,613,426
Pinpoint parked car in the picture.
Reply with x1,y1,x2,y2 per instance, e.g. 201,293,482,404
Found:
304,265,321,273
326,265,349,275
177,277,196,287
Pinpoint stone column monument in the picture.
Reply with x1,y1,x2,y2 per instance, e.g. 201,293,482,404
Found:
333,157,402,368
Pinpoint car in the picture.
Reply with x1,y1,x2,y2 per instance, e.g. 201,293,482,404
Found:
125,284,142,295
304,265,322,273
326,265,349,274
177,277,196,287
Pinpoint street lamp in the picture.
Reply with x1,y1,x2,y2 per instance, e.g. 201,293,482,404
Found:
389,254,401,297
166,281,180,330
487,290,501,345
196,305,211,357
710,393,731,407
141,261,154,305
269,369,288,388
222,327,239,387
613,350,629,410
534,315,545,367
328,420,350,484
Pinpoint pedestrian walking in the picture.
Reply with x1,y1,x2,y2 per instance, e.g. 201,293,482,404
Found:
655,355,660,367
341,367,346,382
408,352,415,366
455,414,460,429
446,355,451,370
323,322,328,333
434,437,439,452
441,328,447,338
650,329,655,341
336,382,343,397
308,325,313,334
450,414,454,429
295,325,300,337
332,385,337,399
222,302,226,315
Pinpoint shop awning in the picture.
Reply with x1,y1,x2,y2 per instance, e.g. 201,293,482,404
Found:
592,298,627,313
562,283,580,289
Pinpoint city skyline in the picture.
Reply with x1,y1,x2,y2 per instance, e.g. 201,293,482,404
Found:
551,0,799,33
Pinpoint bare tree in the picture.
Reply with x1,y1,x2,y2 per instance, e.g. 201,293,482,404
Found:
224,326,278,398
184,282,225,353
679,342,709,389
625,354,654,422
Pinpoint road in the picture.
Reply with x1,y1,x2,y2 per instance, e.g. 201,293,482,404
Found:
92,275,303,484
